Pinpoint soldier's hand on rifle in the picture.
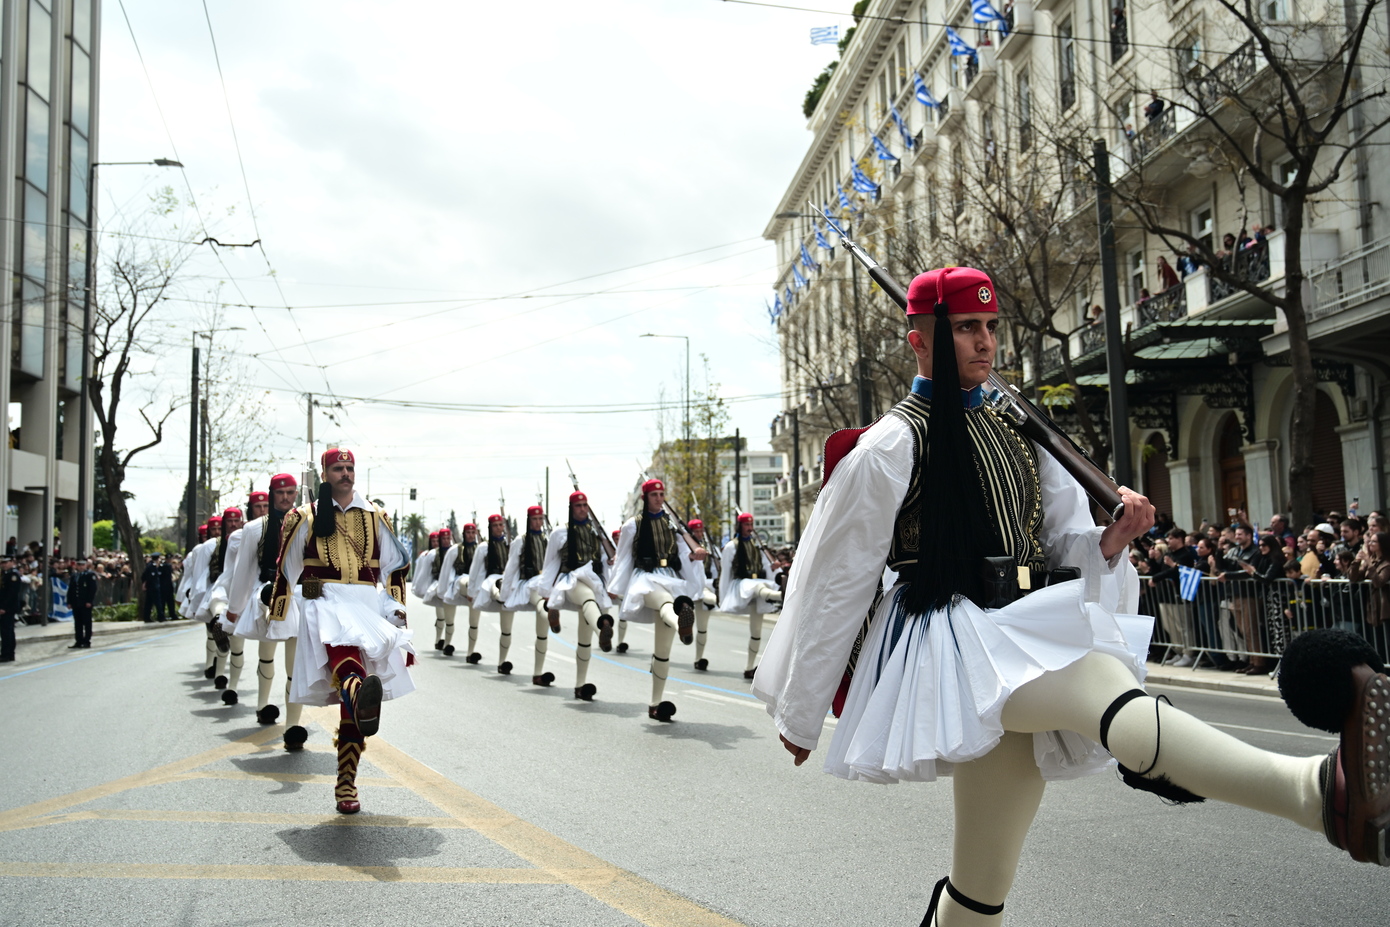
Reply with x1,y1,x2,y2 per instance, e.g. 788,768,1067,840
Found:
1100,487,1155,561
689,547,708,562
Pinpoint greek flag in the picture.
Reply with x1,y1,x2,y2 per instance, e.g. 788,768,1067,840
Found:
915,72,938,108
800,241,819,270
872,134,898,162
890,105,915,149
815,223,833,250
972,0,1009,35
792,265,808,288
810,25,839,45
766,300,777,323
946,27,976,58
851,162,879,194
51,575,73,621
838,188,854,212
1178,565,1203,602
773,294,784,318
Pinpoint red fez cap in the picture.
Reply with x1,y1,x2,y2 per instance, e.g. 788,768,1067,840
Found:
439,529,452,538
222,507,243,519
569,491,587,505
320,447,355,470
247,491,269,505
737,512,754,524
269,473,297,490
687,519,703,530
641,478,664,495
463,522,477,531
612,529,621,540
488,514,504,525
905,267,996,316
429,530,441,539
197,525,208,538
527,505,543,517
208,516,222,525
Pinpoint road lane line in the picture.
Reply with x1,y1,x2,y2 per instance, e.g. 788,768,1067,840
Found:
168,770,403,788
0,627,198,681
0,861,562,884
1207,721,1336,741
548,633,761,701
12,809,467,830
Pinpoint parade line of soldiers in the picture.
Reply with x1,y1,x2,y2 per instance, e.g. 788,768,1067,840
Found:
174,448,782,814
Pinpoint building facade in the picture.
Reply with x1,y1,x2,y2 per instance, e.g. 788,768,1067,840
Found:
1,0,99,554
766,0,1389,534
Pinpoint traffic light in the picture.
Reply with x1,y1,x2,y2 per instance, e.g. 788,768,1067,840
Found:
409,488,417,500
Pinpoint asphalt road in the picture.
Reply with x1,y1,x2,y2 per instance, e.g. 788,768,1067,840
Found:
1,594,1387,926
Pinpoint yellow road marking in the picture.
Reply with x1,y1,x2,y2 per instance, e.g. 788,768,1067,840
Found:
0,861,560,884
167,770,402,788
19,809,466,829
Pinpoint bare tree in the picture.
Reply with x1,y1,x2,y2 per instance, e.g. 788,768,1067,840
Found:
1091,0,1390,523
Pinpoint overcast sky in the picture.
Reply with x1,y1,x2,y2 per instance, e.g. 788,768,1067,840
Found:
99,0,847,533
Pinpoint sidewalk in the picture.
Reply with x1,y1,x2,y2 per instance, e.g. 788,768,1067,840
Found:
12,616,193,645
1144,660,1281,698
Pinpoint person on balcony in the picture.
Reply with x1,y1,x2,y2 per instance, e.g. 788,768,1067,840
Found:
1144,91,1164,121
1157,256,1180,291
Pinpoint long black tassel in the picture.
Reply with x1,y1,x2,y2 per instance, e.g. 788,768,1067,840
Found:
313,482,337,538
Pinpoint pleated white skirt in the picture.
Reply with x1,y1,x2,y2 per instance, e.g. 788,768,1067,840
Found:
232,584,299,641
290,583,416,706
825,580,1151,784
549,563,612,610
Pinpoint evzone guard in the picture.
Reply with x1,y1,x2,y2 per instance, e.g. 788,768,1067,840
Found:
468,515,514,673
754,266,1390,926
437,522,482,663
194,512,239,688
207,496,266,704
539,491,616,701
223,473,309,750
609,478,708,722
501,505,559,688
177,516,221,678
718,512,782,680
174,522,208,618
411,529,458,655
268,448,415,814
685,519,719,671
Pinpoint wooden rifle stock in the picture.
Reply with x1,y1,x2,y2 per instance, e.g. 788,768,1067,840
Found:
817,206,1124,518
563,459,617,559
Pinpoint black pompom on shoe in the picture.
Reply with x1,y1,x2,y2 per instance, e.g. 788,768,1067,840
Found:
434,639,444,651
255,705,280,725
575,683,597,701
498,661,512,675
533,672,555,687
466,652,482,664
648,701,677,722
616,642,629,654
693,658,709,671
221,690,238,706
443,644,455,656
283,725,308,751
1280,629,1387,733
214,675,228,690
204,665,216,680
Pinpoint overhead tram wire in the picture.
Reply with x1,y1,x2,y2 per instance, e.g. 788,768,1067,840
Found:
113,0,304,395
199,0,336,398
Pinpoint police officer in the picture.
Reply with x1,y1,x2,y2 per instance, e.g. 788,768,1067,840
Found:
0,554,19,662
141,553,166,622
68,555,98,649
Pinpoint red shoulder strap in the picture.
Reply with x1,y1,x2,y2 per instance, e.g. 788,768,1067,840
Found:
822,427,870,487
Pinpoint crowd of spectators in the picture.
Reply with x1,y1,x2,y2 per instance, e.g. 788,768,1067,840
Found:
0,539,182,625
1130,506,1390,675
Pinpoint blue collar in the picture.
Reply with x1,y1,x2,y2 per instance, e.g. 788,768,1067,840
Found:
644,509,664,520
911,376,985,409
571,518,589,527
527,529,543,536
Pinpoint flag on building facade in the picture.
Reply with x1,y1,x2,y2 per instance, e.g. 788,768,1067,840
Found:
890,105,916,149
872,134,898,162
800,241,819,270
851,162,879,194
946,26,976,58
810,25,839,45
838,188,854,212
773,293,784,318
914,72,938,108
792,265,808,288
815,223,833,250
971,0,1009,35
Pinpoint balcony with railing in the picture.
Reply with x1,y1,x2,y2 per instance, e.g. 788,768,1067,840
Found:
1131,105,1176,161
935,89,959,132
1190,40,1259,109
964,45,998,101
997,2,1035,60
1137,284,1187,327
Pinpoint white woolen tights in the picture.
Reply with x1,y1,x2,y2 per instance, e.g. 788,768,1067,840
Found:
570,580,603,688
642,588,680,705
930,651,1323,926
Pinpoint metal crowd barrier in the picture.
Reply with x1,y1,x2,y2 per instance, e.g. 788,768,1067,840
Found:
1141,574,1388,667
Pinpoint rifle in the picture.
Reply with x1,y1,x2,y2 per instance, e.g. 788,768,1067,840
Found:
564,458,617,560
814,204,1126,519
689,493,720,584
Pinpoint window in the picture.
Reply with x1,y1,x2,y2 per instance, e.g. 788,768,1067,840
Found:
1127,249,1146,305
1261,0,1287,20
1017,69,1032,152
951,146,965,217
1191,204,1214,254
895,38,908,89
1110,0,1129,63
982,110,997,181
1177,33,1203,79
1058,17,1077,109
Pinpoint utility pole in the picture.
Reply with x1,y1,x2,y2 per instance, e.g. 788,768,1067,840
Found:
185,344,199,550
1093,139,1132,487
734,427,742,510
305,392,316,500
199,396,210,514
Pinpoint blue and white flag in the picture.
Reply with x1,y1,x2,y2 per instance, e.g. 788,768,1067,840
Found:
792,265,808,288
914,72,938,108
814,223,833,250
1178,565,1203,602
773,294,784,317
872,134,899,162
785,286,794,306
810,25,840,45
800,241,819,270
851,162,879,194
946,26,976,58
890,105,915,149
51,575,73,621
838,188,854,212
971,0,1009,35
766,300,778,323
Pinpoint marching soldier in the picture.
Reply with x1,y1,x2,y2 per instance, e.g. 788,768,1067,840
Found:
686,519,720,671
718,513,782,679
437,523,481,661
539,491,615,700
501,506,557,687
468,515,515,673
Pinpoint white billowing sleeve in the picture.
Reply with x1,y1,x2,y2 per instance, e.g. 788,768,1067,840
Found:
717,540,738,611
674,532,702,598
608,520,637,594
753,418,913,751
206,529,244,615
278,517,310,589
1035,446,1136,611
436,545,459,598
176,546,203,604
410,552,434,598
467,542,489,599
500,537,523,600
539,527,566,592
374,515,410,623
189,539,220,612
224,518,265,617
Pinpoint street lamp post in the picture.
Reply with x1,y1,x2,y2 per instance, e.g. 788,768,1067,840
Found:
81,158,183,555
641,333,692,496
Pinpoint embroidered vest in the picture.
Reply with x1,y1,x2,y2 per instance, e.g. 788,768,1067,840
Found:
635,514,681,574
732,537,764,580
485,537,508,575
299,508,381,586
520,532,545,580
562,523,601,572
454,541,476,575
886,392,1045,574
430,546,444,580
